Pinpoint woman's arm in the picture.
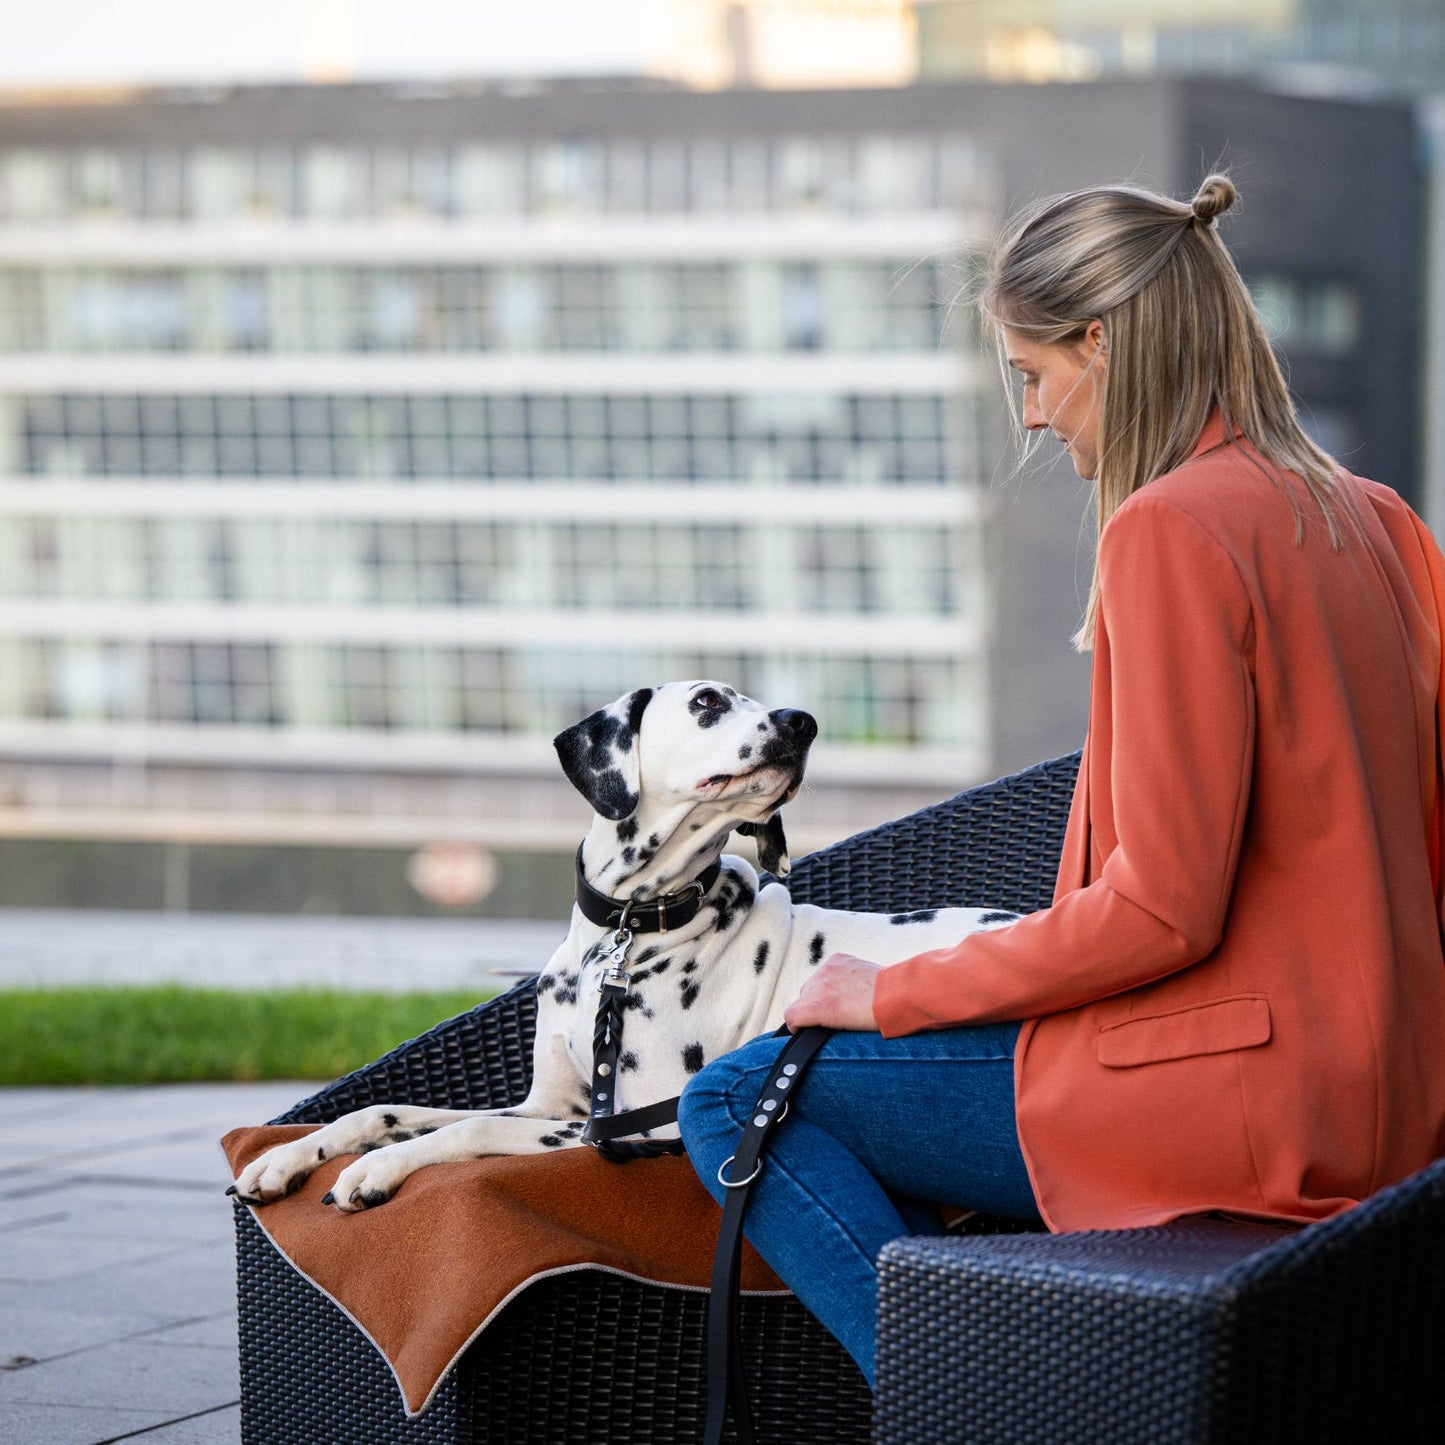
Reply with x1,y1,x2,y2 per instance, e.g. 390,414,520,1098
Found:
874,494,1257,1034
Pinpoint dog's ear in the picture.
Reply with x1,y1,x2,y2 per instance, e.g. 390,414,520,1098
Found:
737,813,791,879
553,688,653,821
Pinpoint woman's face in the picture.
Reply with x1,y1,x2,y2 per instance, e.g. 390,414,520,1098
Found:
1002,321,1107,480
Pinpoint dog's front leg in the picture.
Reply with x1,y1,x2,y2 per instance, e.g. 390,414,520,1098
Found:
324,1031,593,1211
324,1111,595,1211
230,1104,483,1205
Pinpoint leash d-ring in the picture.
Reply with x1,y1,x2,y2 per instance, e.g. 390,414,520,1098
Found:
717,1154,763,1189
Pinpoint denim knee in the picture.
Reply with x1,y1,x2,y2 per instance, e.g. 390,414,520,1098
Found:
678,1039,778,1152
678,1055,745,1146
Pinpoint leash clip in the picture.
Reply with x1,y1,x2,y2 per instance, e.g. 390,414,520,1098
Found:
599,926,634,993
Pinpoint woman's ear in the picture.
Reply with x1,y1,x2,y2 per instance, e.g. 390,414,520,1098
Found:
1085,318,1107,365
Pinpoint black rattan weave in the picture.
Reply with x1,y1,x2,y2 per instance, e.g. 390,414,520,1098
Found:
236,754,1084,1442
782,750,1079,918
875,1153,1445,1444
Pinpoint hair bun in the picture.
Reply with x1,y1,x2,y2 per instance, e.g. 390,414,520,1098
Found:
1191,174,1237,225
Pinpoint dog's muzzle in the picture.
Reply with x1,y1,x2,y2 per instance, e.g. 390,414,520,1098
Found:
769,708,817,747
759,709,817,774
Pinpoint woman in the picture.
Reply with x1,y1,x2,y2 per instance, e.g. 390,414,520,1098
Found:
677,174,1445,1388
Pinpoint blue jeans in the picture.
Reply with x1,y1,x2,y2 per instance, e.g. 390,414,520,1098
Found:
677,1024,1040,1387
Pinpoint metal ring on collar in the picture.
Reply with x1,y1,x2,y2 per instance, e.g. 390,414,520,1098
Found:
717,1155,763,1189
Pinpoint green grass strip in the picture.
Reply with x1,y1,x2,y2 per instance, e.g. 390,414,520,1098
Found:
0,985,494,1086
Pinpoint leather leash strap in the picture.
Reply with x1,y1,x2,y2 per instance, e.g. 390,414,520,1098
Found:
704,1024,833,1445
573,846,723,1158
583,971,685,1161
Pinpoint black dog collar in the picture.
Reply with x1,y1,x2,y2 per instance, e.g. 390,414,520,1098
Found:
573,844,722,933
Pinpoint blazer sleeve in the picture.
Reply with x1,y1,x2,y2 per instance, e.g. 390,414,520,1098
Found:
874,495,1258,1034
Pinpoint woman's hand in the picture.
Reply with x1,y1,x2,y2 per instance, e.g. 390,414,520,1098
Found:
783,952,883,1032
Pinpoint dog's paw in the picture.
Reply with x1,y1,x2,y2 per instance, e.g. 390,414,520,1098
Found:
324,1149,415,1213
230,1141,318,1206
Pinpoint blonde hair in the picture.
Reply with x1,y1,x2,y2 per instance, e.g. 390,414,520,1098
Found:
982,174,1351,649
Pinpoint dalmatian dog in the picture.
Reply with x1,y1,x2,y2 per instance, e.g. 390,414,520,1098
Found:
230,680,1017,1213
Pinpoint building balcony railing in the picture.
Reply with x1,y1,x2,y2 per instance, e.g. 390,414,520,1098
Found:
0,212,983,264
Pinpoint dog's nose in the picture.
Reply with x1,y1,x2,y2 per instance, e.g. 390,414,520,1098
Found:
770,709,817,742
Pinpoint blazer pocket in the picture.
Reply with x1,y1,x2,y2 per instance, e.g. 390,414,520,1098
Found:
1097,995,1272,1069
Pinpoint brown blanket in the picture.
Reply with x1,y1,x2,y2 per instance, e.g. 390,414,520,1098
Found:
222,1125,786,1416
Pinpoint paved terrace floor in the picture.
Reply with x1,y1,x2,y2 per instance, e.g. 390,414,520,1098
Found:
0,909,562,1444
0,1080,310,1443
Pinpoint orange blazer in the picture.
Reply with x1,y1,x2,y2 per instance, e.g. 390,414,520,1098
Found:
874,414,1445,1231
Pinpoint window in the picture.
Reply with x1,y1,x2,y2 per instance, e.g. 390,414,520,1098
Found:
781,265,825,351
1,150,66,222
0,258,948,355
1249,273,1362,355
0,132,987,224
303,146,367,220
455,145,526,216
12,388,956,484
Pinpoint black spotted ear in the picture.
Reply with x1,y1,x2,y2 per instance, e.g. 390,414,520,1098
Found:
737,813,791,879
553,688,653,821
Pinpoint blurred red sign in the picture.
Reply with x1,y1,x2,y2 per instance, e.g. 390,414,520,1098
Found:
406,842,497,909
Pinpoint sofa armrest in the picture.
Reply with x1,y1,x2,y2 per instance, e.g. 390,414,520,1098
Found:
875,1155,1445,1444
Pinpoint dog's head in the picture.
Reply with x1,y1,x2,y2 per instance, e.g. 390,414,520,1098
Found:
554,680,816,884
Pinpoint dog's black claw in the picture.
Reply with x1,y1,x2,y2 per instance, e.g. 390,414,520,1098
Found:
225,1184,238,1196
321,1191,335,1205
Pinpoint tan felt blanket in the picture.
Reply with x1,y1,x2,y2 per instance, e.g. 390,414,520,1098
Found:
223,1125,786,1417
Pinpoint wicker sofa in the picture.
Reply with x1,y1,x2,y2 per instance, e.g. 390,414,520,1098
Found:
233,750,1445,1442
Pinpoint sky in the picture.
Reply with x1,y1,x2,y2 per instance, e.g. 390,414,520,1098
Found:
0,0,672,90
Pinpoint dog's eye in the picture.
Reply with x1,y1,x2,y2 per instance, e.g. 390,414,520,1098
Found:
694,689,725,710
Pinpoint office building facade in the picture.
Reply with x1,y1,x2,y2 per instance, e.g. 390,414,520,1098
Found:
0,78,1419,905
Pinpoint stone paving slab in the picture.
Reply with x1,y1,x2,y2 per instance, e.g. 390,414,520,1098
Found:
0,1336,238,1414
133,1318,237,1352
0,1231,178,1284
0,1302,175,1372
18,1190,235,1247
0,1080,315,1444
1,1243,236,1325
108,1406,244,1444
0,1402,164,1445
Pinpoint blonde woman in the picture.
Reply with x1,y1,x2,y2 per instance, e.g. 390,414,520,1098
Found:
679,175,1445,1387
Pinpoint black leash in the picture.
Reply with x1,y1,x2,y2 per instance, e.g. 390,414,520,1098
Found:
582,946,685,1162
572,848,836,1437
704,1024,833,1445
575,848,723,1161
